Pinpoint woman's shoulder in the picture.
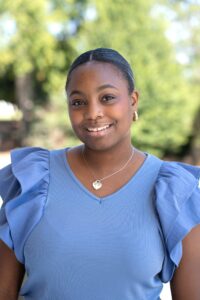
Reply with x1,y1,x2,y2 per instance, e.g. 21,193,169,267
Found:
157,158,200,183
0,146,51,263
10,145,50,165
152,156,200,282
155,158,200,208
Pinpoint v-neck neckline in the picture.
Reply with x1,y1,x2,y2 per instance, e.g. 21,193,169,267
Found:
62,147,151,203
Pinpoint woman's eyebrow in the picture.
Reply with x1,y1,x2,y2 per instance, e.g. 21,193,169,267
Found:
69,84,118,97
97,84,118,91
69,90,84,97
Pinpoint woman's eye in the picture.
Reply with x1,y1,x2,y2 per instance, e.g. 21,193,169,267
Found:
71,100,85,107
102,95,115,102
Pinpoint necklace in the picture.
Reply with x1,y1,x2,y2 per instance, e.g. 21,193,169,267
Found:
82,147,135,190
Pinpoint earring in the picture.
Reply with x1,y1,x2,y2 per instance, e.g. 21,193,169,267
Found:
133,111,139,121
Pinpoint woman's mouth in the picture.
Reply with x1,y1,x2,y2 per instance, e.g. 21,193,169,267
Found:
85,124,113,136
87,124,111,132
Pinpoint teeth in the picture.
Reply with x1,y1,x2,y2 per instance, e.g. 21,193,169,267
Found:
87,125,110,132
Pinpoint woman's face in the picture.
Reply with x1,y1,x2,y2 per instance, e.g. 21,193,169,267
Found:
66,61,138,151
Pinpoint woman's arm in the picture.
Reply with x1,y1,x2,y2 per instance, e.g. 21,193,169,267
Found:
0,240,25,300
170,224,200,300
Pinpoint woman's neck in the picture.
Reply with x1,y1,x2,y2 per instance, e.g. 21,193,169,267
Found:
80,142,134,176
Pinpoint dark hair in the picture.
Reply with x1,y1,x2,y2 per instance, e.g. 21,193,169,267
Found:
65,48,135,94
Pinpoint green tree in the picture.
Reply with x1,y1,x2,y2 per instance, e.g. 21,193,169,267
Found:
1,0,199,158
76,0,199,157
168,0,200,163
0,0,87,139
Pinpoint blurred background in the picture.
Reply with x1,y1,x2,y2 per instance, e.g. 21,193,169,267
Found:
0,0,199,163
0,0,200,298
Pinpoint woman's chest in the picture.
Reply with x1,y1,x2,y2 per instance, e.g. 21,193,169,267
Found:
24,191,165,282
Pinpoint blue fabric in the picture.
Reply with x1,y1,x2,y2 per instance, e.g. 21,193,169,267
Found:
0,147,49,262
155,160,200,282
0,147,200,300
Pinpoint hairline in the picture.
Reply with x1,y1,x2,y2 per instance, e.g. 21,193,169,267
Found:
66,60,133,95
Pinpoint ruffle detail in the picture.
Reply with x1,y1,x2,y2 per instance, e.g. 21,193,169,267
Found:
0,147,49,263
155,161,200,282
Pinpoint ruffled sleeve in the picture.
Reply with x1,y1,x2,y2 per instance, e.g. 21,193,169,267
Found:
155,160,200,282
0,147,49,264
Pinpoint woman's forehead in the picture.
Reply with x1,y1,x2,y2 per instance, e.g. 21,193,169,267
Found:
67,61,126,88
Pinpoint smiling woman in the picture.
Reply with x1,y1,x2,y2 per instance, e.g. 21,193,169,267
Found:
66,57,138,155
0,48,200,300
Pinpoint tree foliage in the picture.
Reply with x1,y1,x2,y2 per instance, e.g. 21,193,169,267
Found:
160,0,200,161
0,0,88,140
0,0,85,100
0,0,199,158
75,0,199,156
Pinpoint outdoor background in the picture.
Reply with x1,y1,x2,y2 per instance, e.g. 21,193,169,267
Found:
0,0,200,299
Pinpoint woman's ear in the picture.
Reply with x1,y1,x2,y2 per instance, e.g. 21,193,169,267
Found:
130,91,139,121
130,90,139,109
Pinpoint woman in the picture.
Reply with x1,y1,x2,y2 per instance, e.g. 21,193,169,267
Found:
0,48,200,300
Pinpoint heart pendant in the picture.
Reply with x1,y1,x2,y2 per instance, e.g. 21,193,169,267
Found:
92,180,102,190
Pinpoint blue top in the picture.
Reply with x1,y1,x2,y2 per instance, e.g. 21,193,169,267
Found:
0,147,200,300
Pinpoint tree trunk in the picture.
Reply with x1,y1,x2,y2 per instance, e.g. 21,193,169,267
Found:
190,107,200,165
15,73,34,142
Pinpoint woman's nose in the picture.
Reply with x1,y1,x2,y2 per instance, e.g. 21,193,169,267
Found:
84,101,104,120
